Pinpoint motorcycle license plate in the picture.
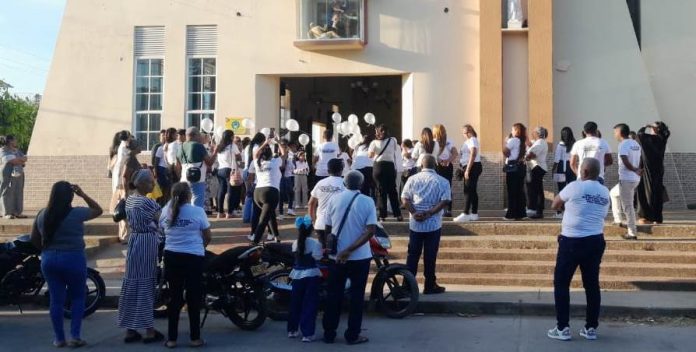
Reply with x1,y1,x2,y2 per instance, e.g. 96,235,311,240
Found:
251,264,267,277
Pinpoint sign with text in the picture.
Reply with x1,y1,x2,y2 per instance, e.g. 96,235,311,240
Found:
225,117,248,135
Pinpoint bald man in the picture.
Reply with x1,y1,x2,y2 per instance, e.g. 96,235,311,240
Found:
548,158,609,342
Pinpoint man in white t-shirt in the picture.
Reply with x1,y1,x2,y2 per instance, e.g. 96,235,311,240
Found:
322,171,377,345
570,121,613,184
610,123,642,240
314,130,340,183
308,159,345,247
548,158,609,342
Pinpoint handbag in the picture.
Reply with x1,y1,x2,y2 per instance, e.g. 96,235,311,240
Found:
11,166,23,178
182,145,202,183
326,193,361,256
112,198,126,222
229,169,243,186
503,160,521,173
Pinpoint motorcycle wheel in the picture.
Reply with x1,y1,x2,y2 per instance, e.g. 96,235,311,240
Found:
264,269,292,321
225,284,268,331
373,267,418,319
63,269,105,319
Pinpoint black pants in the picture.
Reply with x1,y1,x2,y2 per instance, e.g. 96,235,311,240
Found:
436,163,454,213
526,166,547,216
253,187,280,243
463,162,482,214
505,166,527,219
406,229,442,288
322,259,371,342
279,176,294,215
164,251,204,342
373,161,401,219
357,167,374,198
216,168,242,214
554,235,606,330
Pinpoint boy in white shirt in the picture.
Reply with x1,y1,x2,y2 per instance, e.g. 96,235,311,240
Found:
314,130,340,183
570,121,613,184
610,124,642,240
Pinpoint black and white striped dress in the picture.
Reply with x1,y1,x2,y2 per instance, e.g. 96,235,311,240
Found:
117,194,161,330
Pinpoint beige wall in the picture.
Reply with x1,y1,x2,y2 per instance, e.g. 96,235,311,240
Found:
30,0,481,156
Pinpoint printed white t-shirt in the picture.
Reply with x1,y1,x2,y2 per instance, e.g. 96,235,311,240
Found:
559,180,610,238
315,142,340,177
310,176,345,231
618,139,642,182
570,137,612,179
249,158,282,189
160,203,210,256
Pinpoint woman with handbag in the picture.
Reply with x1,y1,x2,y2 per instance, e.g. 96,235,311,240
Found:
215,130,242,218
552,127,576,218
503,123,528,220
0,135,28,219
368,124,403,222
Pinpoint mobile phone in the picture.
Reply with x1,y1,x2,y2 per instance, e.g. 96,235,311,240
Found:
269,128,276,139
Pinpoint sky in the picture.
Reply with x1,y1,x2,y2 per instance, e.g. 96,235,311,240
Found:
0,0,66,96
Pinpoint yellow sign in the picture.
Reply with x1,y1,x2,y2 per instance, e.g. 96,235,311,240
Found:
225,117,248,135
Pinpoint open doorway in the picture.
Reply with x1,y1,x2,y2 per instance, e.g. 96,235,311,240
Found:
278,75,402,153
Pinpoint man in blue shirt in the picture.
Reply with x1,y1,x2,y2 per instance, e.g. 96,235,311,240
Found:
401,154,451,295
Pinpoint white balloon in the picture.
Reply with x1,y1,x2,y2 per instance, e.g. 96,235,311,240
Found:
348,114,359,125
214,126,225,142
201,118,214,133
285,119,300,132
331,112,342,124
364,112,376,125
260,127,271,137
339,121,351,135
348,135,360,150
350,123,361,135
242,118,255,129
298,134,310,146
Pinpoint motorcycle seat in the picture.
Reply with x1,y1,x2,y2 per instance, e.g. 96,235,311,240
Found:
11,234,40,255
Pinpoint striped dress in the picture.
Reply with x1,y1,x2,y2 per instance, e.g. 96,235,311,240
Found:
117,194,161,330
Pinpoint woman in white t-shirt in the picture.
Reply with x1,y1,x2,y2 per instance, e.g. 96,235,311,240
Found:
215,130,242,219
160,182,211,348
433,124,458,217
503,123,528,220
454,125,483,222
368,124,403,221
250,138,286,244
351,134,375,198
525,127,549,219
339,144,352,177
411,128,439,168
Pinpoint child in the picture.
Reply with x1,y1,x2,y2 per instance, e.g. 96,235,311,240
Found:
293,152,310,209
287,215,322,342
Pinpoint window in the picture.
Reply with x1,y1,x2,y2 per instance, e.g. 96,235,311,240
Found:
133,26,164,151
296,0,366,50
186,25,218,128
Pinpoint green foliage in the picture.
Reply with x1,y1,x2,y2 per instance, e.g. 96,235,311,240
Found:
0,90,38,152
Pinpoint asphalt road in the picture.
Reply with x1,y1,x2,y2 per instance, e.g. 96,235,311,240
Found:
0,310,692,351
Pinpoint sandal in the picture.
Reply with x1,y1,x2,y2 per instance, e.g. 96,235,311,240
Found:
123,331,142,343
143,330,164,344
164,341,177,349
190,339,206,348
346,336,369,345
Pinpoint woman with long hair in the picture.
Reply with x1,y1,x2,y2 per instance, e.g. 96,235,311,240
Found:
503,123,528,220
117,170,164,343
215,129,242,218
525,127,549,219
0,135,28,219
30,181,102,348
412,127,438,167
160,182,211,348
287,216,322,341
109,130,130,218
368,124,403,221
351,132,375,197
118,139,143,243
433,124,458,217
251,137,286,244
552,127,577,217
454,125,482,222
244,132,267,235
636,121,671,224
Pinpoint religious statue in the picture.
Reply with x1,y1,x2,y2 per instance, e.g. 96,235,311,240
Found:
507,0,524,29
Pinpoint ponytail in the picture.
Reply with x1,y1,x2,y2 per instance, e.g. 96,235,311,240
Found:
168,182,191,229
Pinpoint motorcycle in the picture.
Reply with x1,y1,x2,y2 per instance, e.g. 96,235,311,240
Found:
263,224,419,320
154,244,269,331
0,234,105,318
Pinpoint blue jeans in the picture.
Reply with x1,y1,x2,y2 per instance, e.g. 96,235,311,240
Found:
406,229,442,288
279,176,294,215
288,276,320,337
41,250,87,342
322,258,371,342
190,182,206,208
554,234,606,330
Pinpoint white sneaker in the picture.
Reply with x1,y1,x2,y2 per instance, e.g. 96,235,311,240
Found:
288,331,299,339
469,213,479,221
301,336,314,343
267,233,277,242
247,233,256,242
547,326,572,341
453,213,470,223
579,327,597,340
287,209,296,216
526,209,536,217
277,215,285,221
553,212,564,219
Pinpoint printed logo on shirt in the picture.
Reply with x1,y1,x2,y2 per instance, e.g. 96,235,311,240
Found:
582,193,609,206
322,148,336,154
319,185,343,193
164,218,194,228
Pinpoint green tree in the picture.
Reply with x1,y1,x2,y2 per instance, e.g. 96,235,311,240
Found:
0,88,38,152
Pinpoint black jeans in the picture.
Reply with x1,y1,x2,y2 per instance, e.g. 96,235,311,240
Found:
253,186,280,243
373,161,401,219
505,166,527,219
436,163,454,213
526,166,547,216
322,259,371,342
463,162,482,214
357,167,374,198
554,235,606,330
406,229,442,288
216,168,241,214
279,176,294,215
164,251,204,342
